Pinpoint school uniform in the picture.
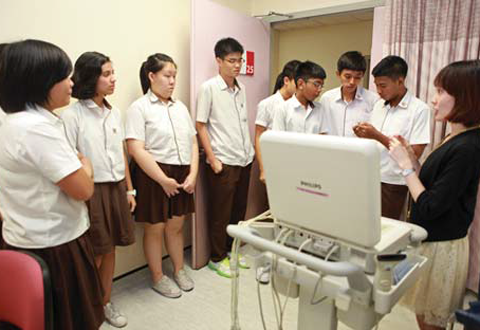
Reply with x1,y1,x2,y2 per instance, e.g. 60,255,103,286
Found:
370,90,431,219
0,106,6,248
0,105,104,330
125,90,196,223
272,94,326,134
61,99,135,256
196,75,254,262
255,91,287,212
319,86,379,137
255,91,286,130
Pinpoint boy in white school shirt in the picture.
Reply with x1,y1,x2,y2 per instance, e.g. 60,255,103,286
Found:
255,60,300,184
196,37,255,278
354,55,430,220
272,60,327,133
320,51,379,137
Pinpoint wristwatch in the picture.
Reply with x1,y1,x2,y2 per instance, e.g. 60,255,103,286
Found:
127,189,137,197
401,168,415,177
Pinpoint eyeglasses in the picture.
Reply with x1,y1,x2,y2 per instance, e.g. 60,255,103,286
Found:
224,58,245,64
307,80,324,89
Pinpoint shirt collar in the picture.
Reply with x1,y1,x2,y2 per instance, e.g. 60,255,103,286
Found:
273,90,284,102
291,94,315,110
335,86,365,102
385,90,412,109
215,74,241,92
82,99,112,113
27,104,62,125
147,89,175,106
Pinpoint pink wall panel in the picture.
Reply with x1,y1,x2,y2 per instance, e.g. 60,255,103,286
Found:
190,0,270,268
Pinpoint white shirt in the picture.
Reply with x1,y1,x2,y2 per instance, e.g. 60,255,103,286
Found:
272,94,325,134
370,91,431,185
255,91,286,130
126,90,196,165
61,99,125,183
0,105,89,248
196,75,254,167
320,86,379,137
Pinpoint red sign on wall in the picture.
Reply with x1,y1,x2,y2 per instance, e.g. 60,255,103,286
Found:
240,51,254,76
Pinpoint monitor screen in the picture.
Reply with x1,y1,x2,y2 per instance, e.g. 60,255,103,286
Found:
261,131,381,248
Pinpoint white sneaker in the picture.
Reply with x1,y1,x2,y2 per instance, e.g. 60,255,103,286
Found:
152,275,182,298
174,269,195,291
256,265,271,284
104,302,128,328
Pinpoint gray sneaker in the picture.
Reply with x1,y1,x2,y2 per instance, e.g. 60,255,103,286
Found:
104,302,128,328
174,269,195,292
152,275,182,298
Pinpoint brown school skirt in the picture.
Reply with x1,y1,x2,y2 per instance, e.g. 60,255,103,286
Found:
3,235,105,330
134,163,194,224
86,180,135,256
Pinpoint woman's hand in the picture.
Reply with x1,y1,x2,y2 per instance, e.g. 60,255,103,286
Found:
182,173,197,194
389,137,414,170
160,177,182,197
394,135,417,162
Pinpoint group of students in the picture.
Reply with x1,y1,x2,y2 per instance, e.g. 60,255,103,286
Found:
256,50,480,330
0,35,479,330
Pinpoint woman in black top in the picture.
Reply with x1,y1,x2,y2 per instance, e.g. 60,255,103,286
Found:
389,60,480,330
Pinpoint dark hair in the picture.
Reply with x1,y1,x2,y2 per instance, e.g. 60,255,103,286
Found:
0,43,8,73
295,60,327,85
372,55,408,79
214,37,244,59
0,39,72,113
337,51,366,73
273,60,301,94
434,60,480,127
71,52,110,100
139,53,176,94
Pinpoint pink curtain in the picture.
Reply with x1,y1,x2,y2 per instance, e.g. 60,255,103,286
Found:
383,0,480,292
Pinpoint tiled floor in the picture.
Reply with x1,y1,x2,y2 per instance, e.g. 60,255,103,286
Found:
101,252,474,330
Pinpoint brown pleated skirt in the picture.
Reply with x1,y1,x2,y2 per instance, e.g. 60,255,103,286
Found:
134,163,194,224
3,235,105,330
86,180,135,256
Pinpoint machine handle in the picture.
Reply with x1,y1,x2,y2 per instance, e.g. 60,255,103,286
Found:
227,225,371,292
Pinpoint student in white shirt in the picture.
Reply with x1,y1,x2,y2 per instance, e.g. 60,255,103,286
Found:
354,55,430,220
126,53,198,298
196,38,255,278
0,39,104,330
272,60,327,134
61,52,136,328
0,43,7,243
255,60,300,184
320,51,379,137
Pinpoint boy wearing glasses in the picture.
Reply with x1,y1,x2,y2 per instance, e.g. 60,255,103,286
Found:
196,37,254,278
320,51,379,137
272,61,327,133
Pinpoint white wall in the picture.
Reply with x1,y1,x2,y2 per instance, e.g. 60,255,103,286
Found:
0,0,191,115
211,0,252,15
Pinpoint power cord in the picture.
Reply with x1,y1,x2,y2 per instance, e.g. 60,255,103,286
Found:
278,238,312,328
311,245,339,305
230,210,275,330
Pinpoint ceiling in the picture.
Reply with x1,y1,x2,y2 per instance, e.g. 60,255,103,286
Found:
271,9,373,31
